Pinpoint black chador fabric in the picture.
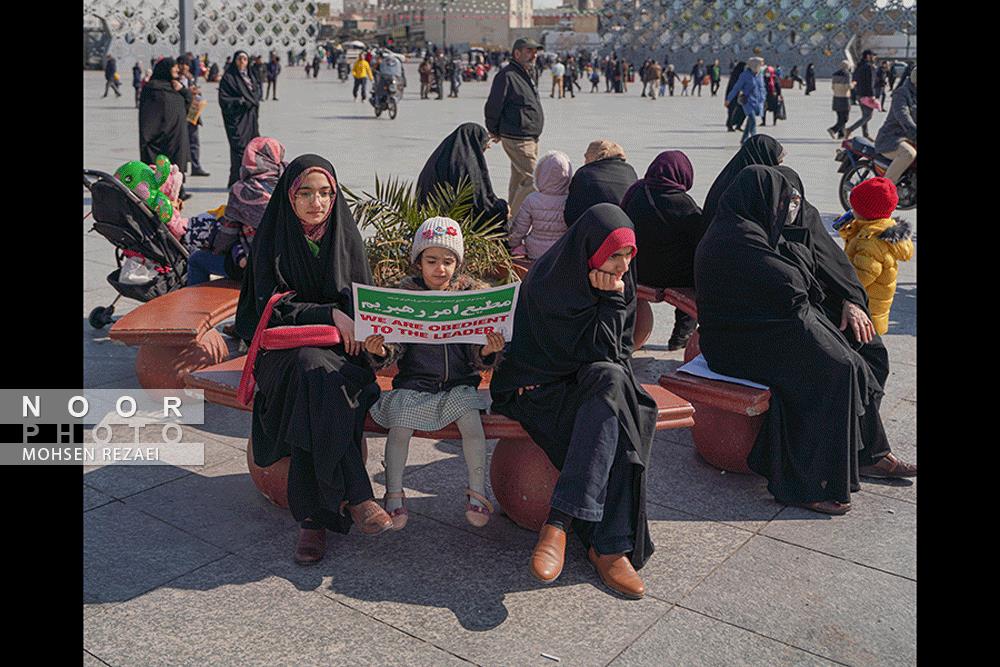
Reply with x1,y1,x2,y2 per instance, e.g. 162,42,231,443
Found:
415,122,508,223
138,57,190,171
563,157,639,226
234,155,378,532
693,166,892,506
491,203,657,569
700,135,784,227
219,50,261,187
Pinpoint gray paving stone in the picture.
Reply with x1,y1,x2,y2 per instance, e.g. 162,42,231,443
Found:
883,360,917,405
241,512,670,666
124,454,293,553
83,650,111,666
861,399,917,505
762,491,916,579
84,554,466,667
610,606,837,667
640,507,753,603
84,502,226,603
681,535,916,666
84,461,192,499
645,440,781,531
84,484,115,512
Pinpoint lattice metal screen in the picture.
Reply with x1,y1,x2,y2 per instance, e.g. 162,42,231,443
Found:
599,0,916,74
83,0,321,65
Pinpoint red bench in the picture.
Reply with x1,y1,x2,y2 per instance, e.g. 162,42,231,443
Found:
109,280,241,389
652,289,774,474
185,354,695,531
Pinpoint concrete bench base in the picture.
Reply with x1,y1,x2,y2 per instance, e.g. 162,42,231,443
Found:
658,371,771,474
109,280,241,389
186,356,695,531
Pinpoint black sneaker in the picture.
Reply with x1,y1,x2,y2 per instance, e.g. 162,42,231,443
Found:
190,168,211,177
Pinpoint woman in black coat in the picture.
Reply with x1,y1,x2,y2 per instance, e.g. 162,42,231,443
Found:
234,154,392,564
491,203,656,599
564,140,638,225
138,57,190,173
724,61,747,131
621,150,705,350
219,50,261,187
415,123,508,225
805,63,816,95
693,165,916,515
701,134,785,227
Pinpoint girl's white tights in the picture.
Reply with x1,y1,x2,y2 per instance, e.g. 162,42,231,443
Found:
383,411,487,513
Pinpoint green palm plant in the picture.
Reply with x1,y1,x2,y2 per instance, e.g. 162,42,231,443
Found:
342,175,516,287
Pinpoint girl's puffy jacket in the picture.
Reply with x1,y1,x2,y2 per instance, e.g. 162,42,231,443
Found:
838,216,914,335
508,151,573,260
365,275,502,393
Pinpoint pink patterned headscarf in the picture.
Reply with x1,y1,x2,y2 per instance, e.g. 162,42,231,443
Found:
226,137,286,231
288,166,338,242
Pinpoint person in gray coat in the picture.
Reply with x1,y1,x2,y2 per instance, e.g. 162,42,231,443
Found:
874,67,917,184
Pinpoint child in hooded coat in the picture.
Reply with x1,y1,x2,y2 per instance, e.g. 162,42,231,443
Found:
364,217,506,530
838,177,914,335
507,151,574,260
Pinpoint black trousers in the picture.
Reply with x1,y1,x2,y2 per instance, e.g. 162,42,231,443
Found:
187,123,203,171
831,109,850,136
710,80,720,95
103,78,121,97
352,77,368,100
266,78,277,99
691,80,703,96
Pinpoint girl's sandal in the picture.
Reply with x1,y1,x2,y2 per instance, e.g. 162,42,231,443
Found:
383,491,409,530
465,488,494,528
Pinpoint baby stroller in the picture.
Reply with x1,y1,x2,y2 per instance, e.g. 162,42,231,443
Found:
83,168,189,329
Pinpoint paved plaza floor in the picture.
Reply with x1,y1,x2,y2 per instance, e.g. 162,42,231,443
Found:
83,66,916,666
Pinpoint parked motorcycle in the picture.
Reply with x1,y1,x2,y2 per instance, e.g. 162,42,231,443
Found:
834,137,916,210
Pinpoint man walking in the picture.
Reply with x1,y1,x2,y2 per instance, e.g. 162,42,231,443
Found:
645,59,662,100
563,55,579,98
103,55,122,97
485,37,544,218
265,55,281,101
845,49,878,139
352,54,373,101
691,58,706,96
177,55,209,177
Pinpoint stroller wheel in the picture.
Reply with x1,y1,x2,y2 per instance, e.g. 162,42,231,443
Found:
89,305,115,330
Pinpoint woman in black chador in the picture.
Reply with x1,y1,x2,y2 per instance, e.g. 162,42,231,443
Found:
621,150,706,351
724,61,747,131
219,50,261,187
415,122,509,224
234,155,393,565
693,165,916,515
491,203,656,599
138,57,190,173
700,134,784,227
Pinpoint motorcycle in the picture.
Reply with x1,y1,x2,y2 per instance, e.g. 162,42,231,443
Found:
834,137,916,210
371,75,401,119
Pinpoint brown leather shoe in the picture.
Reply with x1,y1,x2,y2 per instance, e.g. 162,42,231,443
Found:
530,524,567,583
588,547,645,599
294,527,326,565
348,499,394,535
860,453,917,479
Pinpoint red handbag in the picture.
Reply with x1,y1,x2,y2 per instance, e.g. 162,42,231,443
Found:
236,291,341,405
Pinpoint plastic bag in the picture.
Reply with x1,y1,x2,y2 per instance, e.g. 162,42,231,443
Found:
119,255,159,285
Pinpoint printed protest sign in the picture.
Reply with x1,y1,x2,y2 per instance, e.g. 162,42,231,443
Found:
352,282,519,345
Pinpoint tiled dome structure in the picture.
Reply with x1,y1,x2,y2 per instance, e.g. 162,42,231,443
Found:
599,0,915,74
83,0,322,64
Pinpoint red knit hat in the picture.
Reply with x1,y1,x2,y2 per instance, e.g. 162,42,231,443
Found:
849,177,898,220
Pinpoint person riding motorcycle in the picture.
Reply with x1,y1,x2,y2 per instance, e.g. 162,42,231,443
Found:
874,66,916,184
373,53,405,107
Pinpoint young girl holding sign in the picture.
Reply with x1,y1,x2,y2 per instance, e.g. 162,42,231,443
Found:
364,217,505,529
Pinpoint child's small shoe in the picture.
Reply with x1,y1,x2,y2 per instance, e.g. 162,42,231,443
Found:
465,488,494,528
383,491,409,530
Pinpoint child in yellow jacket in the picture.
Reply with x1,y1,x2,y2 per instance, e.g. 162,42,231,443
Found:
838,177,914,335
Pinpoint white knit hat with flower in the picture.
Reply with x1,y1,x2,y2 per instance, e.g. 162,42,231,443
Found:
410,216,465,265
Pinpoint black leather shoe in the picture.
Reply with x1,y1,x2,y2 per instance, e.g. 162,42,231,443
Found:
190,168,211,177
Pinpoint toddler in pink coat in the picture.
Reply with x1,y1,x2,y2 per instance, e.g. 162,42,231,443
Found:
508,151,574,260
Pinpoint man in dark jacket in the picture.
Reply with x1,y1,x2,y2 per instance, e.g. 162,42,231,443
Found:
104,56,122,98
690,58,706,96
484,37,544,218
845,49,877,139
176,54,210,178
